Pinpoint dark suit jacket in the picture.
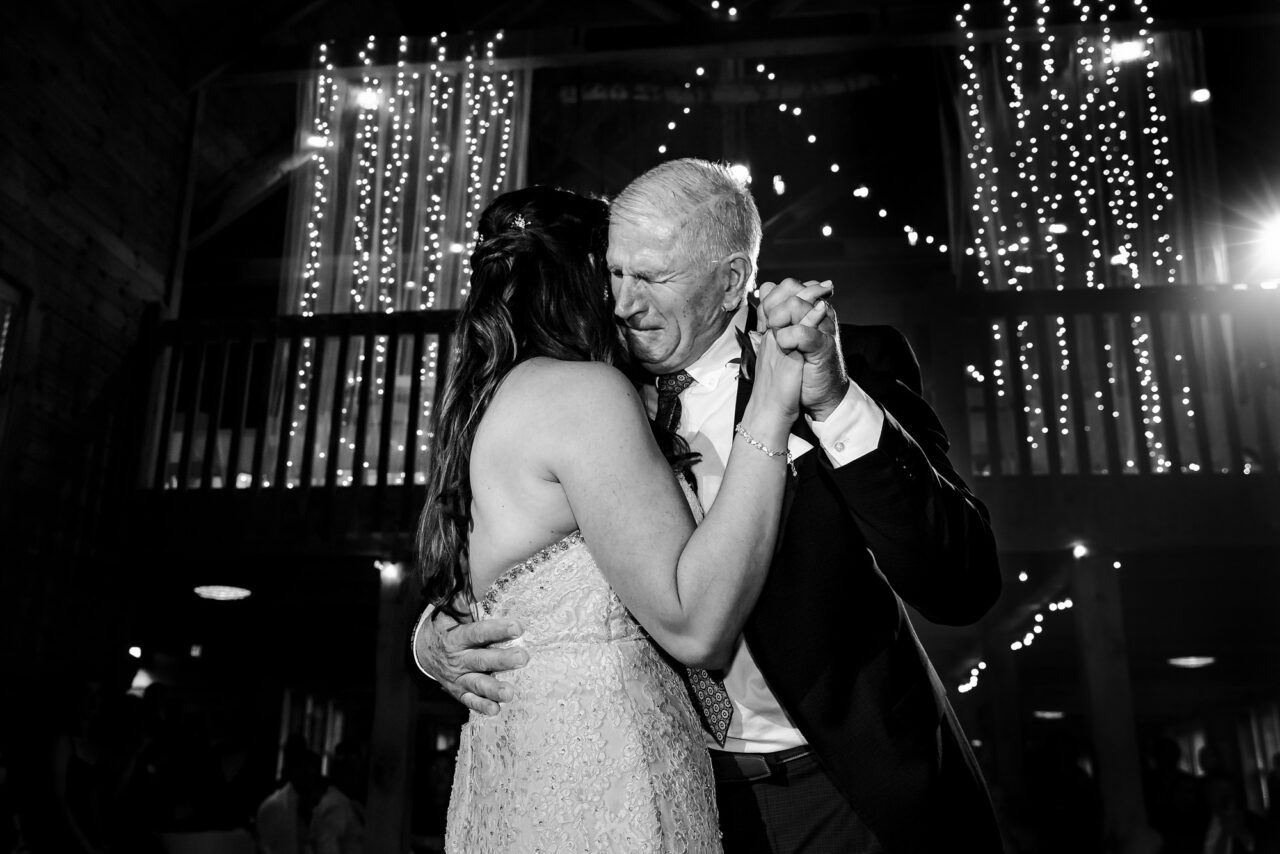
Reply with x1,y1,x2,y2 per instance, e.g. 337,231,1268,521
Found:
733,321,1005,853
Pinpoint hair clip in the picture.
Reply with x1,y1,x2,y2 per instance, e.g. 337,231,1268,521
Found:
513,213,527,230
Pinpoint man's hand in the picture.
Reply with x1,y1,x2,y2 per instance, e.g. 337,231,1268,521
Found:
757,278,849,421
414,610,530,715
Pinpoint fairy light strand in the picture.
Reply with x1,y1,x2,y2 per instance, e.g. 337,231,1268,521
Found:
285,32,518,488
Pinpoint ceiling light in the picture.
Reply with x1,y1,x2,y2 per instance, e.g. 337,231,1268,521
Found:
194,585,252,601
1033,710,1065,720
1168,656,1215,669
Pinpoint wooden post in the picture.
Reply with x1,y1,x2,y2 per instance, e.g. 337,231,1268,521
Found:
1070,548,1149,853
365,560,418,854
981,631,1026,817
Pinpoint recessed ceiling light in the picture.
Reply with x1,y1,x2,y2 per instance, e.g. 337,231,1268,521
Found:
1168,656,1215,669
1033,710,1065,720
194,585,252,601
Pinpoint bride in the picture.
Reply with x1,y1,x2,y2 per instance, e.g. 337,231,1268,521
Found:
417,185,815,851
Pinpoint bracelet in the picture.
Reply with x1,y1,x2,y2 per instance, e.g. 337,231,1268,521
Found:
410,604,439,681
734,422,796,476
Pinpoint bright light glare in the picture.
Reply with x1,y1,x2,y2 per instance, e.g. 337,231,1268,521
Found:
1168,656,1216,669
729,163,752,184
1259,216,1280,272
1109,41,1145,63
355,88,381,110
772,175,786,195
1190,88,1211,103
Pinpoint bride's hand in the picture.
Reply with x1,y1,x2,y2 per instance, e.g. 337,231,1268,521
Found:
748,327,805,429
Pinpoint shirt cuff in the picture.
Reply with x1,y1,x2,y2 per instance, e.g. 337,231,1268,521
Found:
806,382,884,467
411,603,439,681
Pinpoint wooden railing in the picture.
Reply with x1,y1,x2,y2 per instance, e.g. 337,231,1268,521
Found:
139,286,1280,501
141,311,458,494
936,284,1279,479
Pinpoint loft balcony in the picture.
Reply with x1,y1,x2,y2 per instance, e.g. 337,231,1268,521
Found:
98,282,1279,560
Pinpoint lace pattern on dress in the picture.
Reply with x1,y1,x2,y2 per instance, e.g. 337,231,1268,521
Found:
446,508,721,852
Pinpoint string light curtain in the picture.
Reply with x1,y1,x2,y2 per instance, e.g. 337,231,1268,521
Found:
952,1,1230,476
270,33,529,487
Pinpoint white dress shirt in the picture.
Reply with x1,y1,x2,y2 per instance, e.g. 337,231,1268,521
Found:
640,305,884,753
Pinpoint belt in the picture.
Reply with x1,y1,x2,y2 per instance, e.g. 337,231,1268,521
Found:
710,745,813,783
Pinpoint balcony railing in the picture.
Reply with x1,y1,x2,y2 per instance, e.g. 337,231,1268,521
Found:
142,311,458,495
942,284,1278,480
139,286,1279,503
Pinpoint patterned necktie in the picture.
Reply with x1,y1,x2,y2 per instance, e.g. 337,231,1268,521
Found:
655,370,695,433
684,666,734,747
656,371,734,745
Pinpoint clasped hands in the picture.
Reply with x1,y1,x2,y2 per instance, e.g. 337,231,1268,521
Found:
756,278,850,423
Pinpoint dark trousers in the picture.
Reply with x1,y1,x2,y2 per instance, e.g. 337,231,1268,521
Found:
713,750,884,854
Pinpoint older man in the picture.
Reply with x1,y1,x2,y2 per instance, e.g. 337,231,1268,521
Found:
412,158,1004,853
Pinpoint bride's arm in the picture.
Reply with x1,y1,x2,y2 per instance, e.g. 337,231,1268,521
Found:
546,334,800,668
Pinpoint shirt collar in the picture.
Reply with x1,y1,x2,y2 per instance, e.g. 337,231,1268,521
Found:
684,304,749,391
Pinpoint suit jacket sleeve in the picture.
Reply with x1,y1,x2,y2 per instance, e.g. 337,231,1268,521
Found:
820,324,1000,626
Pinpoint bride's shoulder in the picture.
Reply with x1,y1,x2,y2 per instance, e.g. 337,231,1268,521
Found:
507,358,640,408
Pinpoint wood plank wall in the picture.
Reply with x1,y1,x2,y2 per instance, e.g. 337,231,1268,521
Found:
0,0,248,679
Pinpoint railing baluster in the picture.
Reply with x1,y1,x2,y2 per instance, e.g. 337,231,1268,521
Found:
1116,312,1153,475
1089,311,1124,475
403,326,427,488
1206,311,1245,473
1176,310,1214,471
1064,314,1093,475
274,319,303,489
152,339,184,490
1031,312,1062,476
326,330,352,489
376,328,400,489
1147,311,1182,474
250,328,276,491
226,329,254,490
975,317,1005,477
177,338,208,491
202,336,232,489
300,334,328,488
1003,314,1033,475
352,329,377,487
1240,310,1277,475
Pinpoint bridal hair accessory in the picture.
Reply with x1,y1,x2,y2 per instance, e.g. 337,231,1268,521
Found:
734,422,796,476
512,213,527,230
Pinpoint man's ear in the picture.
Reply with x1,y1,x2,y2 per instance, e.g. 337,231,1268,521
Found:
721,253,754,311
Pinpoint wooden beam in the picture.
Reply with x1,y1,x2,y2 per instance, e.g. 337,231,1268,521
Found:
472,0,549,32
189,145,312,250
1069,550,1150,851
619,0,685,24
555,72,882,104
213,12,1280,84
365,561,418,854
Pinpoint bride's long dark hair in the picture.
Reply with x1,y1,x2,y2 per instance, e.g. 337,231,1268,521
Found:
416,186,689,617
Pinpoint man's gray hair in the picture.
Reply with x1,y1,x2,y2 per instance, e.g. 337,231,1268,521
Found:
611,158,762,285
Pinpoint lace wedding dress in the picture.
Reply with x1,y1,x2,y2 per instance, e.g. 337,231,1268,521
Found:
444,484,722,852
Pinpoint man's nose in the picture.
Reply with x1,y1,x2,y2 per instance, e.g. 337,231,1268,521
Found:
612,277,642,318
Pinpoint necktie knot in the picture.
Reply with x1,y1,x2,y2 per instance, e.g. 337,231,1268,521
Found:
655,370,695,433
656,370,695,398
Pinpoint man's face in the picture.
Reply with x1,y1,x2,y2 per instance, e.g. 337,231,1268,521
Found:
607,215,730,375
